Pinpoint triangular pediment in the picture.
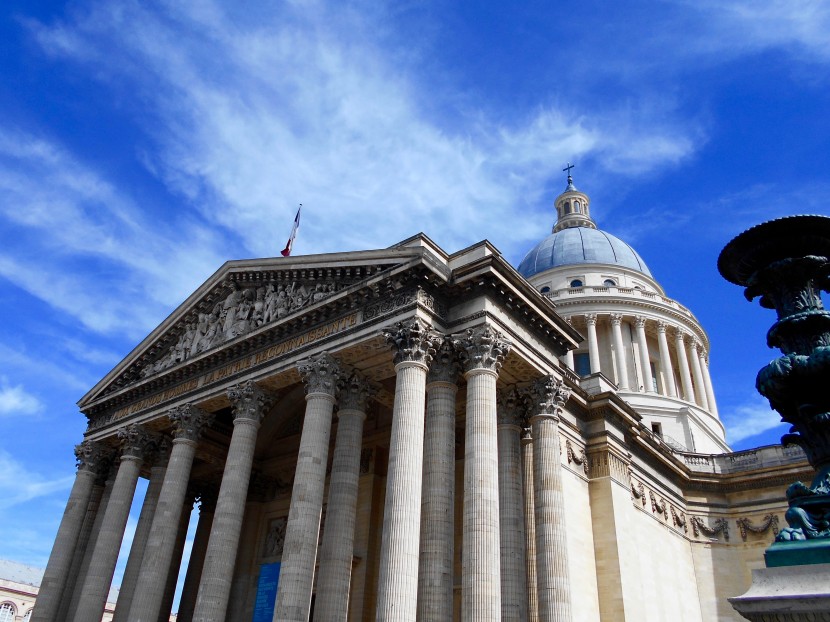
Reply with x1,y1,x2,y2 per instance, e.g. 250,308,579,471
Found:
80,240,450,411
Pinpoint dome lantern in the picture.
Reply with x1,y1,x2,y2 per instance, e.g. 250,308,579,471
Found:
553,165,596,233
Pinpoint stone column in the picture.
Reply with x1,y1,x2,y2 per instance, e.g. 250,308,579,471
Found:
314,370,372,622
497,388,528,622
455,325,510,622
655,321,677,398
129,405,213,622
192,381,272,622
417,339,459,622
522,428,539,622
176,488,217,622
674,329,695,402
584,314,600,375
158,494,195,622
275,353,341,622
609,314,630,390
633,317,654,393
376,319,435,622
73,426,154,622
32,441,109,622
700,351,719,416
687,340,709,409
529,376,572,622
112,440,170,622
63,471,116,622
561,318,574,371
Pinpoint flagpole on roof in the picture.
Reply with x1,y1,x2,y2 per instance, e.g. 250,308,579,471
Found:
281,204,302,257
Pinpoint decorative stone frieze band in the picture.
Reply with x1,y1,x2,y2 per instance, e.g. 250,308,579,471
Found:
736,514,780,541
299,352,341,397
691,516,730,541
383,318,438,367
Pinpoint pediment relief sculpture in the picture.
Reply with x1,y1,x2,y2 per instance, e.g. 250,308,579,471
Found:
138,279,343,382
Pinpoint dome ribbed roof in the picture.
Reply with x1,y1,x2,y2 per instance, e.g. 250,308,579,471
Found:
518,226,653,278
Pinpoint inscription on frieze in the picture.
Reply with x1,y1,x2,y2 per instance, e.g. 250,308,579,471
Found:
105,313,358,423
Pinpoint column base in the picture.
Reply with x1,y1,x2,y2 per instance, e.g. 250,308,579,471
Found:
728,563,830,621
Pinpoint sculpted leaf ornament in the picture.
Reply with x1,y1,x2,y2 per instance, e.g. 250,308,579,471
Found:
383,319,438,366
227,380,274,422
452,325,511,373
298,352,341,397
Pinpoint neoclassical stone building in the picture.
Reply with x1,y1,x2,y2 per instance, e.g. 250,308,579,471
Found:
34,179,810,622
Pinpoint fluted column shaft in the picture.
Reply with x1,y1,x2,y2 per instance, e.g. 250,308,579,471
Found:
497,391,528,622
130,405,211,622
73,426,151,622
700,352,719,416
314,371,370,622
275,353,340,622
522,430,539,622
64,475,115,621
376,361,429,622
462,368,501,621
656,322,677,398
113,456,167,622
176,495,216,622
687,341,709,409
674,330,695,402
158,496,194,622
455,325,509,622
634,317,654,393
416,373,457,622
584,314,600,374
193,382,270,622
531,377,572,622
32,442,107,622
610,315,630,390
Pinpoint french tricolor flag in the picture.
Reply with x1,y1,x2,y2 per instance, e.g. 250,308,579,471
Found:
281,205,301,257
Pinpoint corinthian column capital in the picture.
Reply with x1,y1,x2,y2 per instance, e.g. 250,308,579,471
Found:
526,375,571,420
168,404,215,442
117,424,156,460
609,313,624,326
338,369,374,412
227,380,274,422
584,313,598,326
452,324,511,373
427,337,461,385
298,352,341,397
74,440,113,475
497,387,526,427
383,318,438,366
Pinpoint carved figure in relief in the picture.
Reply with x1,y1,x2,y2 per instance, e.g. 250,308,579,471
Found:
275,285,289,318
262,284,277,324
191,313,208,355
252,286,266,326
221,283,243,336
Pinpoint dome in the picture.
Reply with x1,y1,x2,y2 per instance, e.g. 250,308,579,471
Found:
518,226,653,279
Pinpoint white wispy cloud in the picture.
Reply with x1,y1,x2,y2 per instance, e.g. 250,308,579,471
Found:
722,394,787,445
25,1,703,269
0,377,42,416
0,449,74,506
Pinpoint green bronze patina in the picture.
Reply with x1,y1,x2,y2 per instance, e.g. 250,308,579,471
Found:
719,216,830,561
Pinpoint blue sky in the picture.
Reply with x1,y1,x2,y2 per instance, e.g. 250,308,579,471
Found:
1,0,829,605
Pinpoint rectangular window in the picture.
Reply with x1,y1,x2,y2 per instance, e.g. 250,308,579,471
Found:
574,352,591,377
651,422,663,438
650,362,658,392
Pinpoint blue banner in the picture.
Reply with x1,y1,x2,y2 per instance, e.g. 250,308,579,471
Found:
252,562,281,622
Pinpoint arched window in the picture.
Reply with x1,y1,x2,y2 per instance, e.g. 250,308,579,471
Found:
603,278,616,287
569,279,583,288
563,201,571,215
573,201,582,213
0,603,16,622
540,286,551,294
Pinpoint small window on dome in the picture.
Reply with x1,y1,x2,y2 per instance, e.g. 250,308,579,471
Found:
634,285,644,291
540,286,551,294
573,201,582,214
569,279,583,288
603,279,616,287
563,201,571,215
